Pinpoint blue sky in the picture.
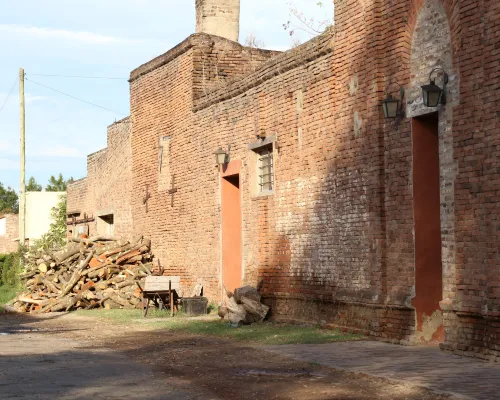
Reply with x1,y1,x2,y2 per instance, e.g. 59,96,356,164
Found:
0,0,333,191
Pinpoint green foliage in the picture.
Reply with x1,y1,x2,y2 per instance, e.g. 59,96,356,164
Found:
26,176,42,191
207,301,218,314
0,249,23,288
46,173,73,192
0,285,20,307
0,183,18,214
32,194,67,251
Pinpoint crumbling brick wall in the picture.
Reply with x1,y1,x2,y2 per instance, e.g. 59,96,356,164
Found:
0,214,19,254
67,117,132,239
192,35,280,100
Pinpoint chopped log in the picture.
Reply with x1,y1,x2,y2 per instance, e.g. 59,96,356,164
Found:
42,279,61,294
61,251,94,296
86,296,110,310
101,244,132,259
240,296,269,322
138,263,152,275
83,264,108,278
115,249,141,265
234,286,261,304
53,245,80,264
43,295,82,312
225,296,248,325
19,270,37,280
103,299,121,309
37,299,60,314
17,296,49,306
116,280,135,289
110,295,135,308
71,235,122,244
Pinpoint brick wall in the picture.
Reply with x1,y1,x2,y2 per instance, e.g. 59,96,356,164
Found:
67,117,132,239
79,0,500,359
0,214,18,254
129,34,278,298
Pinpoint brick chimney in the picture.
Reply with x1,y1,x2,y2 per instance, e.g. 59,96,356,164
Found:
196,0,240,42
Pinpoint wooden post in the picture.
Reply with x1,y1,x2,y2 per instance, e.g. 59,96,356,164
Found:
169,279,173,317
19,68,26,248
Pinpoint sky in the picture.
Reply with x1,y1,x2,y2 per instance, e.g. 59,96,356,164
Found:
0,0,333,192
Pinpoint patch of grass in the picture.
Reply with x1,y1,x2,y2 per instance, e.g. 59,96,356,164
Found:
75,308,142,321
74,309,365,345
75,308,173,321
159,319,364,345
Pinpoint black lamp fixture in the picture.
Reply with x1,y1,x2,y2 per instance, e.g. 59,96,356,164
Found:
214,145,231,166
421,68,449,108
382,82,405,119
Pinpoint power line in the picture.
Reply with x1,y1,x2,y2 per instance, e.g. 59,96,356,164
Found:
29,73,127,80
25,77,126,116
0,76,19,115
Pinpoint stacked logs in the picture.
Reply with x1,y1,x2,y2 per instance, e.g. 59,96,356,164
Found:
218,284,270,326
8,236,153,313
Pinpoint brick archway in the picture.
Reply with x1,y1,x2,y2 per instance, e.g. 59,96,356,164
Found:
406,0,459,343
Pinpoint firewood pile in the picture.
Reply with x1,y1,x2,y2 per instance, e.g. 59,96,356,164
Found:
8,236,153,313
218,283,270,326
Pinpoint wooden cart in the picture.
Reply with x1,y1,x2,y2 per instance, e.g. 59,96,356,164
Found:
136,276,180,317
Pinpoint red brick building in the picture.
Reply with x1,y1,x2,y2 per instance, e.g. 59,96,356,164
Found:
0,214,19,254
68,0,500,360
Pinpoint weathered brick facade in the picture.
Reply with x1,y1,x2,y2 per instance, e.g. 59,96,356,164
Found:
67,117,132,239
68,0,500,360
0,214,19,254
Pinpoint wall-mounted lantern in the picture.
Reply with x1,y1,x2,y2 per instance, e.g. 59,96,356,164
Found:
421,68,449,107
382,83,405,119
214,145,231,166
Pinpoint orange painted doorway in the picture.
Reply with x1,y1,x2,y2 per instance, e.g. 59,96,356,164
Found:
411,113,444,343
221,172,242,293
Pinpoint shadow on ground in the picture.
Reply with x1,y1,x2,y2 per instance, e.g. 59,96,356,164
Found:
0,312,454,400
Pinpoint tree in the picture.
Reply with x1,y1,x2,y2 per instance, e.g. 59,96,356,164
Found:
32,195,67,251
0,183,18,214
46,174,73,192
283,1,333,47
245,33,265,49
26,176,42,192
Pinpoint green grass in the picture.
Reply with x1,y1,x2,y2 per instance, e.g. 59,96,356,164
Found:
75,309,365,345
0,285,20,313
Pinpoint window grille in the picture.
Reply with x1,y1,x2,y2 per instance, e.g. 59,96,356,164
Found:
258,146,274,192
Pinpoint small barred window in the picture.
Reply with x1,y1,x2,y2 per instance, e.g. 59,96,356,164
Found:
258,145,274,192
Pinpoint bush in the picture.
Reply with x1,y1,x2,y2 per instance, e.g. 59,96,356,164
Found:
0,249,22,287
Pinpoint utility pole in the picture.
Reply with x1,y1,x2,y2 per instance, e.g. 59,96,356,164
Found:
19,68,26,248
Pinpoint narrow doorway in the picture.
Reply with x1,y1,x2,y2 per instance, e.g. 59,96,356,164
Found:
411,113,444,343
221,174,242,292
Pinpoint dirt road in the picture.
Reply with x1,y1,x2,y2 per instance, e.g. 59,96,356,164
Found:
0,312,453,400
